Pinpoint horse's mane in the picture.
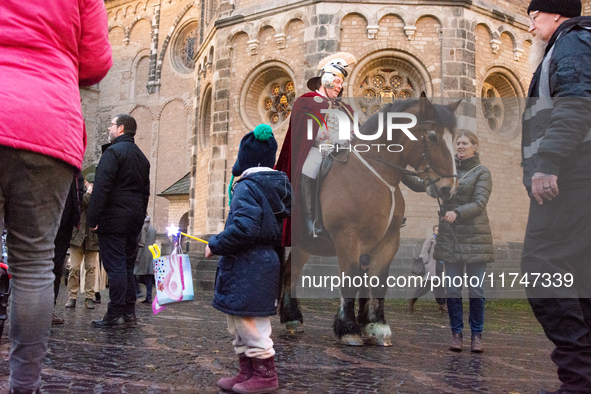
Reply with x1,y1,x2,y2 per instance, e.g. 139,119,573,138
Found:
361,99,457,137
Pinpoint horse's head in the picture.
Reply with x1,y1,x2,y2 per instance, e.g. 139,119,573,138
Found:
404,94,461,201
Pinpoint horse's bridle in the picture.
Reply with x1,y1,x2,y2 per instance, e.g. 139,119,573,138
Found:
352,120,457,188
415,120,457,187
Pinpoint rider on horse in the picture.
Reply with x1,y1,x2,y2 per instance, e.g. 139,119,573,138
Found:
276,52,357,245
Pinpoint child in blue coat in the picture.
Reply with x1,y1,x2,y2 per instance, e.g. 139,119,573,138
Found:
205,124,291,393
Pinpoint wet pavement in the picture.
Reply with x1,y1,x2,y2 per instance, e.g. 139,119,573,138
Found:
0,285,559,393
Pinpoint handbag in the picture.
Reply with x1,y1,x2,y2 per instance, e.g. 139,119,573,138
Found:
150,239,194,315
411,256,426,276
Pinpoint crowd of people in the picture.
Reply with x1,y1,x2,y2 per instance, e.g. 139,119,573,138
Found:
0,0,590,393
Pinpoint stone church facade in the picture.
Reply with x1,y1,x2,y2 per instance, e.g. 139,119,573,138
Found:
82,0,585,251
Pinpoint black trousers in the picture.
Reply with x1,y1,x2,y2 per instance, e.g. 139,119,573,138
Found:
98,232,140,316
52,227,73,305
521,183,591,392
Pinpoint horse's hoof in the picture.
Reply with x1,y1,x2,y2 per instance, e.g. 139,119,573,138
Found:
366,336,392,346
284,321,304,334
340,334,364,346
362,323,392,346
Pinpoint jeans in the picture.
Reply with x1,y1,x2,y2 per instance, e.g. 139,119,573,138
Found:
444,261,487,335
98,232,140,316
0,146,73,391
522,184,591,392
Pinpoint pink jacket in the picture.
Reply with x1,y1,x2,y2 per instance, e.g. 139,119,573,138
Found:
0,0,112,169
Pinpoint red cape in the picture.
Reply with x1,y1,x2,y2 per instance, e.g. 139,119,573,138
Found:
275,92,354,246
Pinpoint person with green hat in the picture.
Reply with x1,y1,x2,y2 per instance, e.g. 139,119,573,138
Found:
205,124,291,394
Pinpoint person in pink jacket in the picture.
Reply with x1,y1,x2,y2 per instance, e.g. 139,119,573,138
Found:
0,1,112,392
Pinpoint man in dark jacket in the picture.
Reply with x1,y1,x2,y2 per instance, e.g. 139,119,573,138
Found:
87,114,150,328
520,1,591,393
205,124,291,394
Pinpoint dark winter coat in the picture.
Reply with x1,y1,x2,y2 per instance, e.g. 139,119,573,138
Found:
403,154,494,264
134,224,156,276
70,193,100,251
522,16,591,189
58,172,84,234
209,170,292,316
87,134,150,236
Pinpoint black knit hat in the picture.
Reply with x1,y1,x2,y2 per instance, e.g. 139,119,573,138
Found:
528,0,581,18
232,124,278,176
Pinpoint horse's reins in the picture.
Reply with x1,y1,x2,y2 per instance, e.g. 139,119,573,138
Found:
348,120,458,232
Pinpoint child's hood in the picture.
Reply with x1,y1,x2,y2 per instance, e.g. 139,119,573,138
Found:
239,170,291,219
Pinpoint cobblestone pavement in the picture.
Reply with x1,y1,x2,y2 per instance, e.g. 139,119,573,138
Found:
0,285,558,393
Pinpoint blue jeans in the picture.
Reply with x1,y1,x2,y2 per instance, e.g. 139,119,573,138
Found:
0,146,73,391
444,261,487,335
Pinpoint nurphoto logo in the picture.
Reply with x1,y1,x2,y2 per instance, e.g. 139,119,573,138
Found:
305,109,418,153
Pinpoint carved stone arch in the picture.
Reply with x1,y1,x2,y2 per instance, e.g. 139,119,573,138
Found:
347,47,435,98
129,16,152,35
199,83,213,150
478,61,528,94
226,28,246,47
478,65,526,141
129,104,155,120
375,7,410,26
258,18,281,35
475,21,495,41
131,48,151,98
336,6,372,25
208,46,214,67
115,8,123,21
135,2,146,14
108,24,128,46
157,98,191,121
125,5,134,17
338,9,373,40
128,16,152,43
410,7,446,28
497,25,518,49
155,2,198,80
279,10,309,31
108,24,127,34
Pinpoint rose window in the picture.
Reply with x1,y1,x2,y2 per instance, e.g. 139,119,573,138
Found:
262,80,295,125
180,28,198,70
481,83,504,133
359,70,418,116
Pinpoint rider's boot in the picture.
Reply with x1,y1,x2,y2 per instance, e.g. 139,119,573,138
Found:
301,175,323,238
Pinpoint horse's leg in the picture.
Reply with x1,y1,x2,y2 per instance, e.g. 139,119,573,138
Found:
332,240,364,346
357,256,371,330
360,189,405,346
279,247,309,333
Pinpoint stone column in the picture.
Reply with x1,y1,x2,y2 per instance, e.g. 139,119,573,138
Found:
440,7,477,129
147,1,160,94
206,41,231,234
303,8,340,86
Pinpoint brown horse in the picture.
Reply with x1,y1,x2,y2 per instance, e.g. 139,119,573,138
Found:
279,96,461,346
